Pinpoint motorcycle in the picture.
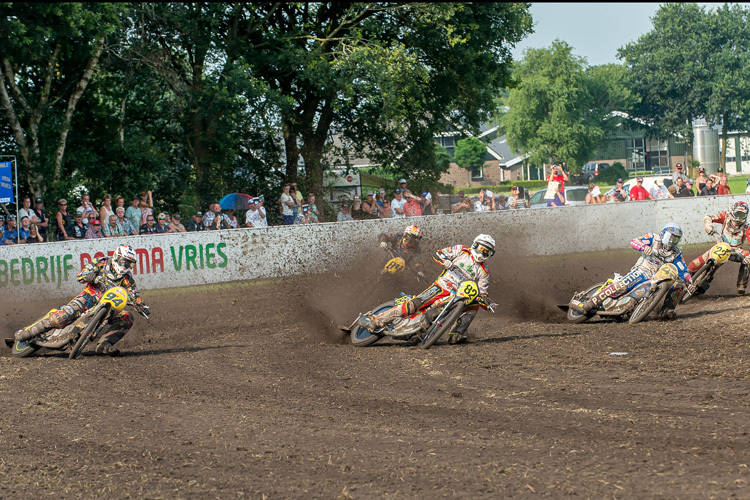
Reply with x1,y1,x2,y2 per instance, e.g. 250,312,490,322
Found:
341,264,496,349
6,283,149,359
378,247,425,283
680,241,732,303
563,263,680,324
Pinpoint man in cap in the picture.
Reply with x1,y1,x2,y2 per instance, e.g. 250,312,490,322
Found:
186,211,205,231
2,214,20,244
32,197,49,241
629,176,653,201
84,219,105,239
398,178,407,192
675,178,694,197
611,178,628,202
672,163,688,184
0,214,5,237
391,188,406,218
337,202,353,222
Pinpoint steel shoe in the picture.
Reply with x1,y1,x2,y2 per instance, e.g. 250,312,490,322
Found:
448,332,467,345
95,341,120,357
357,315,377,332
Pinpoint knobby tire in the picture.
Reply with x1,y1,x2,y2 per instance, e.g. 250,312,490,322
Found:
629,282,671,324
680,264,711,304
420,302,465,350
69,307,109,359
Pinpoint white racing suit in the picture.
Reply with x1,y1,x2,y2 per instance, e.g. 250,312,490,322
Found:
573,233,691,318
688,211,750,293
362,244,490,341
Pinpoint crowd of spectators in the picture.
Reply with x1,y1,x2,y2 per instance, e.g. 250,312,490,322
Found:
2,165,746,246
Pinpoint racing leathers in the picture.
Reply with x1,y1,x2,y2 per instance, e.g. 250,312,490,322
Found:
571,233,691,318
14,257,144,352
378,232,424,275
361,244,491,341
688,210,750,294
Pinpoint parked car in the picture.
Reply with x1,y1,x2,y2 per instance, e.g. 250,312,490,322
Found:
620,175,673,199
571,162,612,185
529,185,590,209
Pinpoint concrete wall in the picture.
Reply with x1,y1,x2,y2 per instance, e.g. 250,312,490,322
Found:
1,194,745,301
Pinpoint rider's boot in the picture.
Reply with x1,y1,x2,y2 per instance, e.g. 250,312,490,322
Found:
448,309,476,345
658,289,680,320
14,315,54,342
570,284,613,314
358,305,403,332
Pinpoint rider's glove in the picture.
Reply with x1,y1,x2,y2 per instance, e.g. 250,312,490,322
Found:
93,275,107,286
487,302,498,313
642,245,653,256
135,296,144,305
706,226,716,236
443,259,453,270
743,255,750,266
379,241,388,250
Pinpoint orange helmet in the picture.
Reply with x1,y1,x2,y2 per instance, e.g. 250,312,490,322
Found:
402,225,422,248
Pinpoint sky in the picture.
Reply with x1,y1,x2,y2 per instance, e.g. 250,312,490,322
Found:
509,3,676,66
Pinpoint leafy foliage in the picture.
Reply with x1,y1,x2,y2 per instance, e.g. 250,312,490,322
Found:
454,137,487,171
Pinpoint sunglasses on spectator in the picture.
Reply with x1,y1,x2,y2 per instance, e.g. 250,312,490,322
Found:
60,203,67,206
158,217,166,220
147,218,155,222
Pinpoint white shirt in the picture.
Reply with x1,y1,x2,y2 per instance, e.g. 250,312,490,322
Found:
280,193,295,216
245,207,267,227
390,197,406,218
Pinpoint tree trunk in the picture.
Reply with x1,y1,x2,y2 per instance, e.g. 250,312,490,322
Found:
282,119,300,184
720,115,727,171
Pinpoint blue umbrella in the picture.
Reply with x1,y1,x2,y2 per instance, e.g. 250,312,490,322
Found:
219,193,253,210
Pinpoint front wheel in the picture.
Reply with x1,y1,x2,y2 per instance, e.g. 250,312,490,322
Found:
629,282,671,324
11,340,41,358
350,301,394,347
69,307,109,359
420,302,465,350
680,264,712,304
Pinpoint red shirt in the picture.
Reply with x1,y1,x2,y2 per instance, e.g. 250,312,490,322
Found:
717,184,731,195
629,185,651,201
547,173,566,192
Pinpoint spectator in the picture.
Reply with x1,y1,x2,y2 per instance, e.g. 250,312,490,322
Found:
696,167,708,192
712,167,728,187
3,215,20,244
362,191,380,219
375,188,387,210
629,176,653,201
421,191,434,215
508,186,525,209
55,198,72,241
84,219,105,239
0,214,4,237
380,198,393,218
495,194,509,210
67,212,87,239
114,196,126,213
650,178,672,200
99,194,115,226
295,204,312,224
672,163,688,184
139,214,159,234
103,214,125,238
668,185,678,197
699,178,717,196
18,196,35,221
116,207,137,235
546,183,566,207
674,177,693,197
391,189,406,218
26,223,44,244
610,178,628,202
337,202,353,222
451,190,472,213
398,178,408,193
474,189,493,212
186,211,204,231
170,213,186,232
245,198,267,228
280,184,296,225
139,190,154,226
18,216,30,243
77,191,97,225
125,195,142,231
203,203,231,230
32,198,49,241
547,164,569,193
586,183,600,204
717,176,731,195
351,194,366,220
225,209,239,228
403,190,423,217
289,182,303,219
307,193,320,222
745,178,750,194
155,212,174,233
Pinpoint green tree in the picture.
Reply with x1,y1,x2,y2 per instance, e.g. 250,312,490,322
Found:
503,40,619,172
0,3,125,199
454,136,487,172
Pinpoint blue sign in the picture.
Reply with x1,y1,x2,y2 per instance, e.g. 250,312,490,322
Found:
0,161,13,204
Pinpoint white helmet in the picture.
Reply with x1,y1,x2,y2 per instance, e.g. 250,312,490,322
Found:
471,234,496,263
111,244,137,279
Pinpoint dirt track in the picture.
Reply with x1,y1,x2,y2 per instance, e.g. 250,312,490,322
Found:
3,245,750,499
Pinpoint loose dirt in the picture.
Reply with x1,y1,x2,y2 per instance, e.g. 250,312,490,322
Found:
3,245,750,499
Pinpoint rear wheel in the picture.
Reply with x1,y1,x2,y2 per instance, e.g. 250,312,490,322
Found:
350,301,394,347
629,282,671,324
680,264,712,304
566,282,605,324
420,302,465,350
69,307,109,359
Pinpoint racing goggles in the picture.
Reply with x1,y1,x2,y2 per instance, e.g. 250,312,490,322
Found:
661,233,681,249
474,243,494,259
734,209,748,223
117,258,135,270
403,234,418,246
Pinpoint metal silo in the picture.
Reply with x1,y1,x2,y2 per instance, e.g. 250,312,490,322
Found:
692,120,720,175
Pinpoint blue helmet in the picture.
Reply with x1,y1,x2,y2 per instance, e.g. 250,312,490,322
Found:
660,223,683,250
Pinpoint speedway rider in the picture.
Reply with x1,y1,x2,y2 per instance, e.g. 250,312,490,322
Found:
14,244,148,355
688,201,750,295
570,223,691,319
360,234,496,344
378,225,425,276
